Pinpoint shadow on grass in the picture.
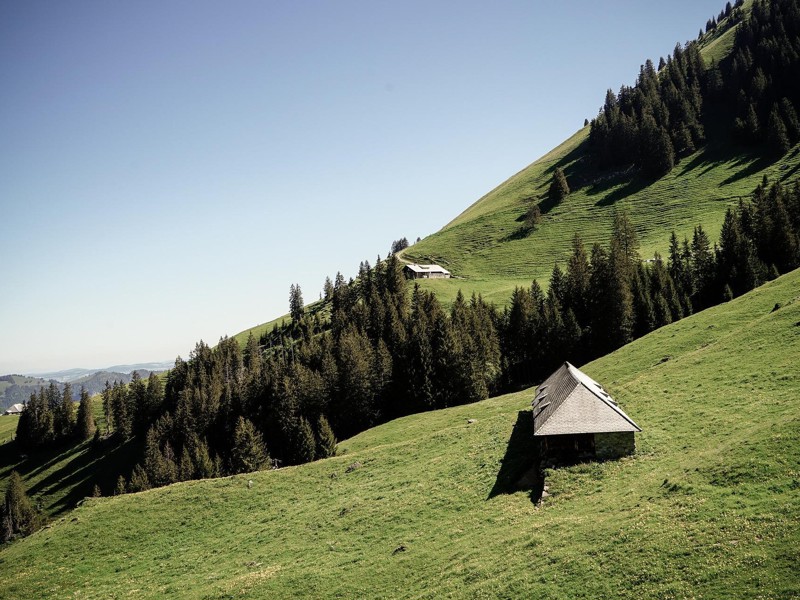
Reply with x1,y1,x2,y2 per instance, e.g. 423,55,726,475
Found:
593,175,651,207
779,148,800,181
488,410,544,504
502,226,534,242
677,149,729,177
47,438,142,514
720,154,776,186
0,436,143,516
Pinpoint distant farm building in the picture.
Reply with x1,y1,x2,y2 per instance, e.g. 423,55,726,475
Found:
532,362,640,460
404,264,451,279
3,403,24,416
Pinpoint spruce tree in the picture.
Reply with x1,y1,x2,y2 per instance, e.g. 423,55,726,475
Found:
178,445,194,481
2,471,38,540
611,210,640,274
316,415,337,459
549,167,570,204
336,325,378,433
779,98,800,143
563,233,590,323
524,203,542,230
111,381,132,439
294,417,316,464
101,380,113,435
75,387,95,440
54,382,75,441
289,284,304,322
767,105,791,155
128,465,151,492
143,426,178,488
230,417,269,474
194,437,218,479
640,119,675,178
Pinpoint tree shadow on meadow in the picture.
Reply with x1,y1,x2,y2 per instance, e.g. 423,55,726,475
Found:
488,410,544,504
720,153,776,186
0,436,142,516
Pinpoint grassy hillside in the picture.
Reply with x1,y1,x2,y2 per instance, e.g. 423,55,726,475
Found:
398,8,798,309
0,398,141,519
404,128,800,307
0,415,19,445
2,269,798,599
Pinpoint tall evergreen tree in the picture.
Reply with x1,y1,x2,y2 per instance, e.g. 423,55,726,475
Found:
289,284,304,323
293,417,316,464
101,380,113,435
75,387,95,440
549,167,570,203
315,415,337,459
230,417,269,474
767,105,791,155
2,471,38,541
52,382,75,442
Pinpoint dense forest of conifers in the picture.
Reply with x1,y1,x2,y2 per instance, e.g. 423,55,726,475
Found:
589,0,800,176
10,177,800,499
6,0,800,504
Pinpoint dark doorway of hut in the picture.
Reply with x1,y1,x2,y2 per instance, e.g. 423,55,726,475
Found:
488,410,545,504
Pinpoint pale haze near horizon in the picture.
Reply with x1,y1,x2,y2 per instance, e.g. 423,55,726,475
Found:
0,0,727,374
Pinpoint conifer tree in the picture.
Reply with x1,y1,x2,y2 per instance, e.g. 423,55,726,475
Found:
767,105,791,155
336,325,378,433
640,119,675,178
76,386,95,440
230,416,269,474
101,380,113,435
779,98,800,143
111,381,132,439
114,475,127,495
691,225,715,308
315,415,337,459
128,464,151,492
143,426,178,487
2,471,38,541
563,233,590,323
15,391,52,450
54,382,75,441
192,437,218,479
524,203,542,230
549,167,570,203
178,445,194,481
611,210,640,275
289,284,304,322
294,417,316,464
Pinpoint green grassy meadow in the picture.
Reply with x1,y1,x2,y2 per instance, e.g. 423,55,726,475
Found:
404,128,800,308
0,398,140,519
2,269,798,599
0,415,19,445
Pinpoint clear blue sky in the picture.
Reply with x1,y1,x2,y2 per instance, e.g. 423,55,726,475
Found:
0,0,726,374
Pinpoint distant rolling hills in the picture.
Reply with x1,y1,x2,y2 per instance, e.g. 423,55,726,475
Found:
0,362,171,411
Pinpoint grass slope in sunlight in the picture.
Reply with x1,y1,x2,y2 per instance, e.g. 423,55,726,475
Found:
404,127,800,308
2,269,798,599
0,398,141,519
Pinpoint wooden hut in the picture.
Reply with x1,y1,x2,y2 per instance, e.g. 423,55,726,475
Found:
532,362,640,460
403,264,451,279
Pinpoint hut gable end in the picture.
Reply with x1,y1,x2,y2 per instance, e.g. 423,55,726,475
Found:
532,362,641,436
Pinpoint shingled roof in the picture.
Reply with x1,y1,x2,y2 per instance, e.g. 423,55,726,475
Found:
404,263,451,275
532,362,641,436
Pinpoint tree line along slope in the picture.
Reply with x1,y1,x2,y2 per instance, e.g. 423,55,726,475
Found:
1,268,797,599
